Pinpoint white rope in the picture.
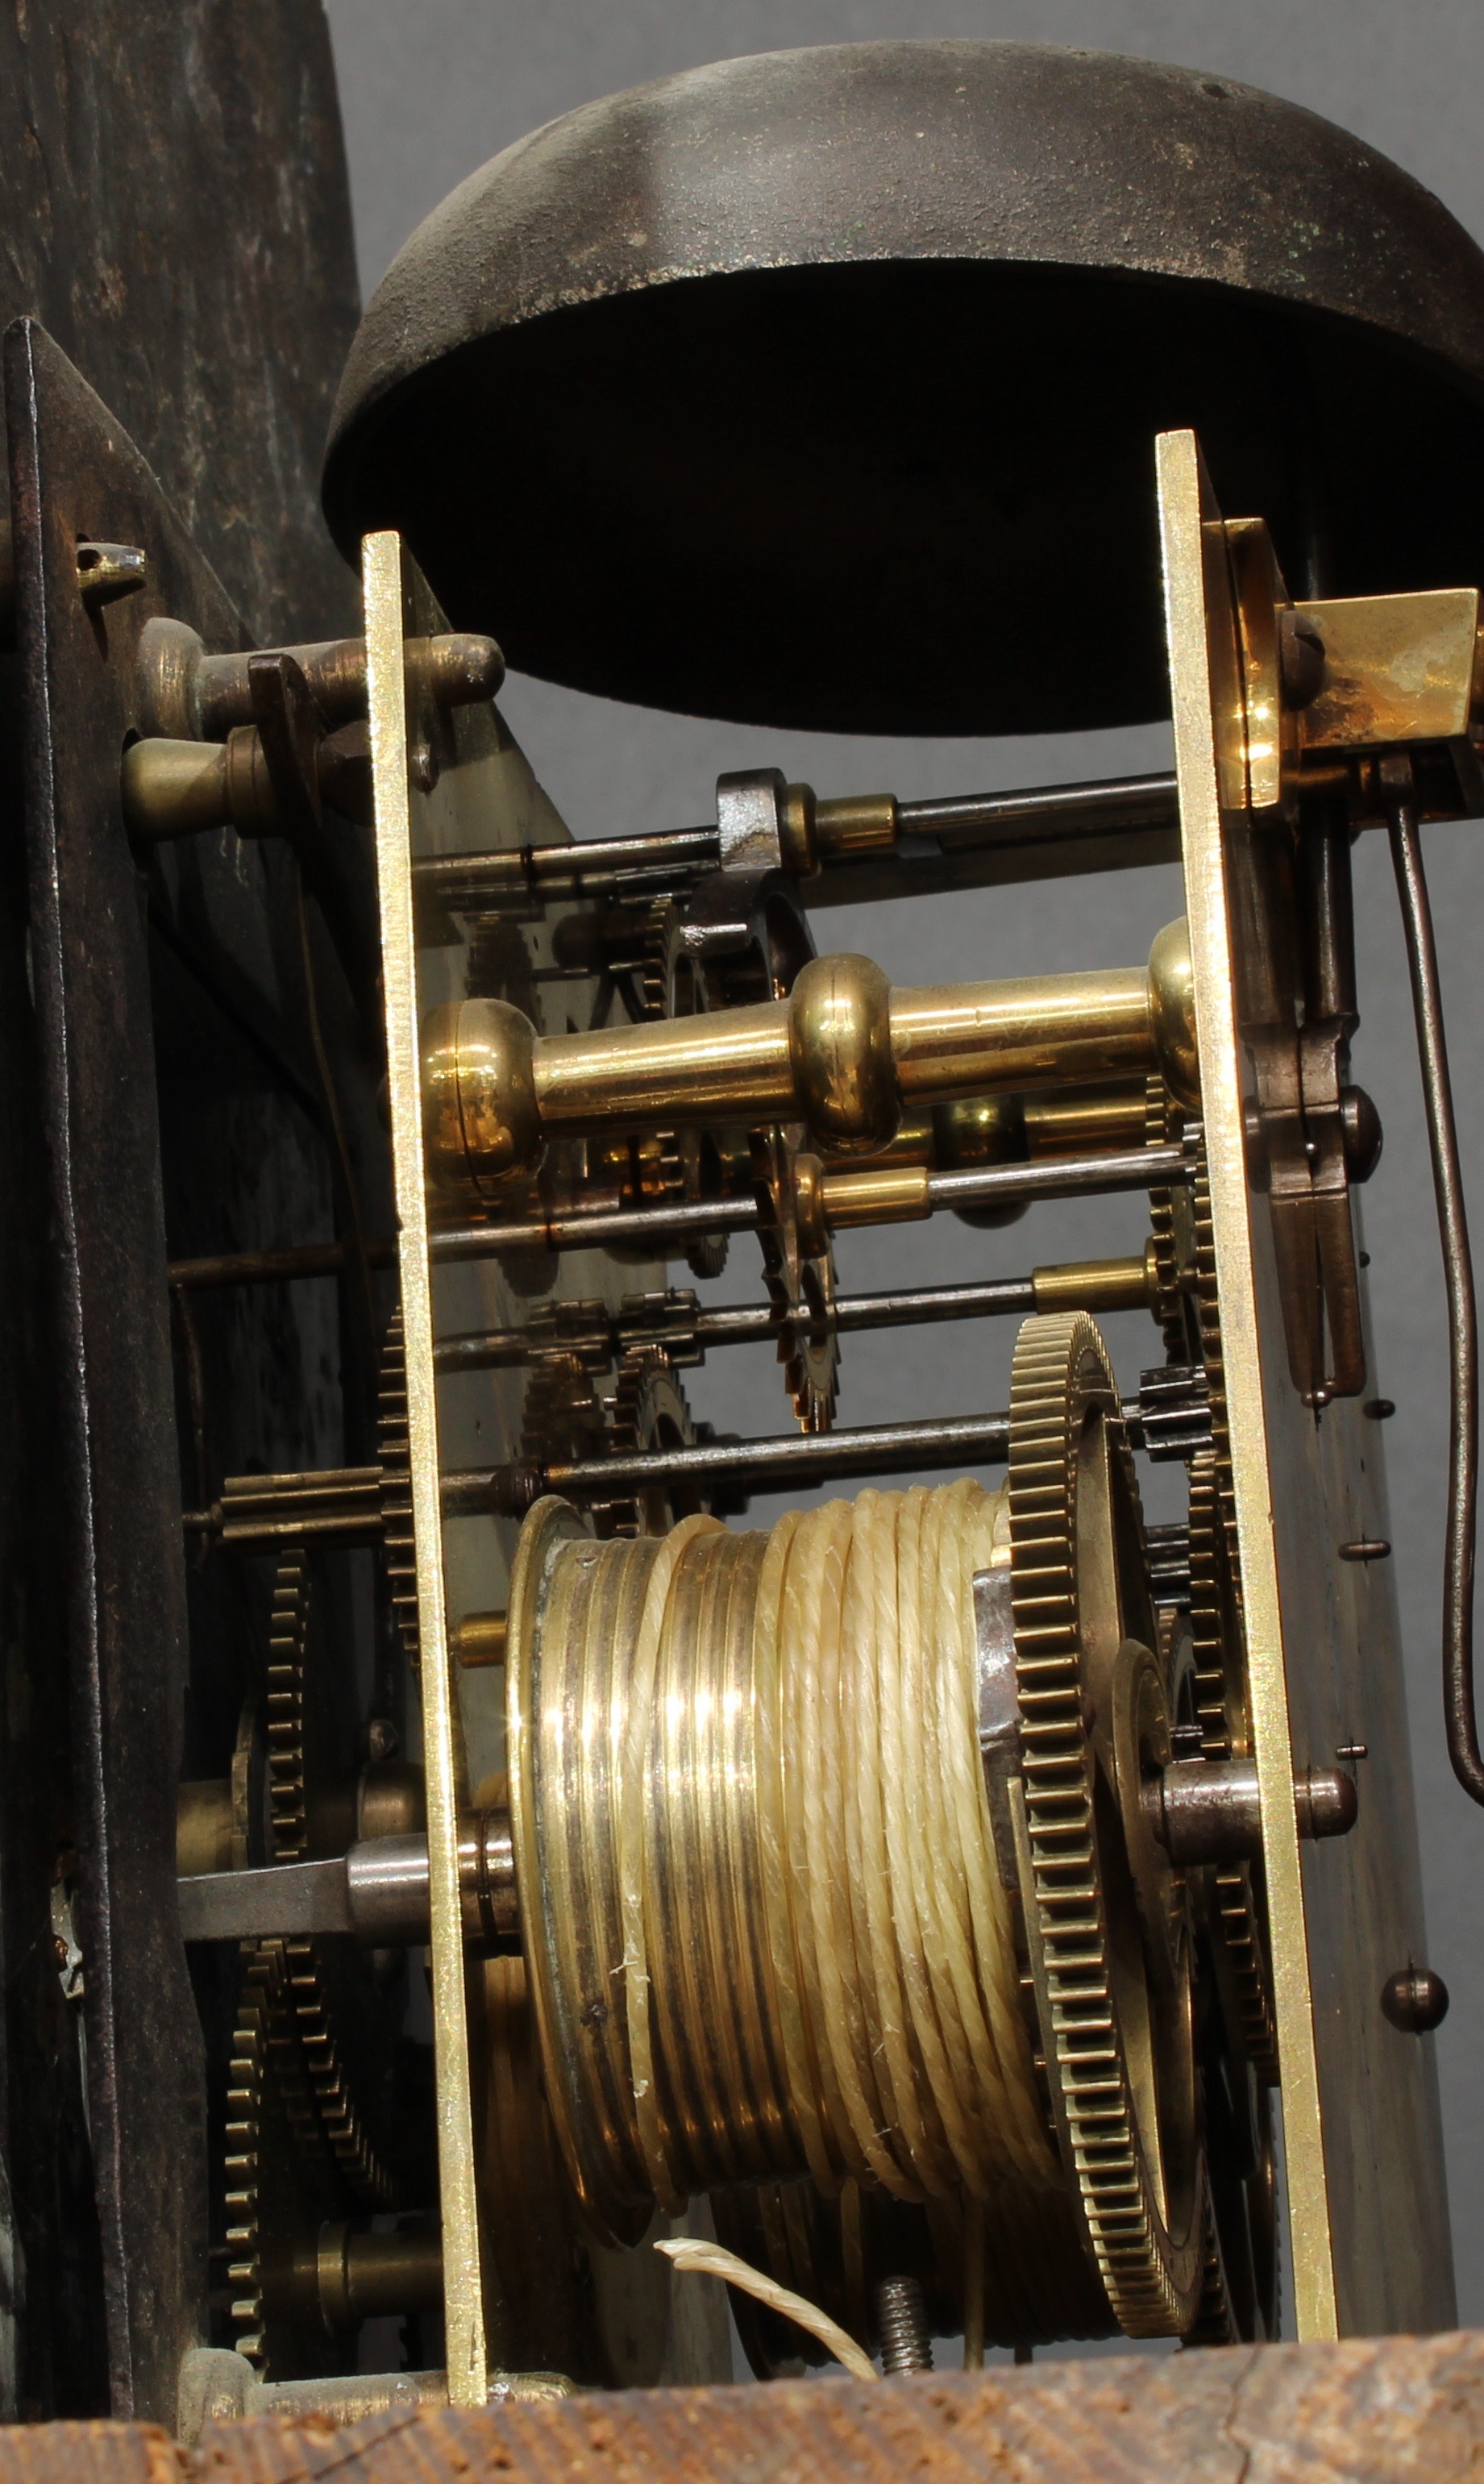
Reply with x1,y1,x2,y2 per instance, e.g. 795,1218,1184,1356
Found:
653,2237,879,2382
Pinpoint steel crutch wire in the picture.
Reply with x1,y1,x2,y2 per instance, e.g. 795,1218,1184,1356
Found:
1386,777,1484,1804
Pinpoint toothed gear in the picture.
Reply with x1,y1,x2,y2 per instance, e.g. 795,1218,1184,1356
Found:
1187,1142,1279,2087
1190,1138,1240,1585
223,1937,304,2365
1186,2172,1243,2346
636,899,729,1279
521,1350,610,1470
520,1350,634,1537
754,1125,838,1433
377,1313,418,1664
1187,1452,1249,1765
225,1548,397,2372
1187,2049,1281,2345
1145,1077,1196,1362
1008,1311,1205,2337
638,897,675,1022
266,1551,310,1861
606,1346,700,1537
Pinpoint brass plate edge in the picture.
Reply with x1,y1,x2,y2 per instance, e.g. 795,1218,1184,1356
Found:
1154,431,1337,2341
364,527,488,2402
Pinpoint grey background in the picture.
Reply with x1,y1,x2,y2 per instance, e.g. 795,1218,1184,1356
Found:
322,0,1484,2324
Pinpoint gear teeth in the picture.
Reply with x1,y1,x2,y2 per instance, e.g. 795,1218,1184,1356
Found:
520,1351,609,1469
753,1125,838,1433
634,899,730,1279
284,1937,393,2199
1210,1862,1280,2085
266,1550,310,1862
1187,2174,1243,2345
1191,1144,1240,1583
1008,1311,1203,2340
519,1350,625,1533
1187,1144,1279,2086
223,1550,398,2368
377,1314,420,1664
638,897,674,1021
606,1346,698,1537
1145,1077,1191,1362
222,1940,282,2365
1187,1453,1235,1760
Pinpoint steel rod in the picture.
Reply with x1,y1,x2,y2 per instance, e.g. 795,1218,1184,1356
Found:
173,1148,1187,1290
542,1389,1157,1499
406,772,1180,909
434,1275,1043,1374
719,1275,1041,1341
430,1194,761,1261
925,1144,1184,1212
168,1239,396,1288
445,1411,1016,1516
1387,789,1484,1805
897,771,1178,846
413,827,722,907
429,1144,1187,1266
189,1373,1173,1543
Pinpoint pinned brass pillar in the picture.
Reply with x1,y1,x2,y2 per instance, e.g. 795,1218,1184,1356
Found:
422,922,1198,1199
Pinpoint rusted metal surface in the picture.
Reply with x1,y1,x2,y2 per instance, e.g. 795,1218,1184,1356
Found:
324,40,1484,736
10,2332,1484,2478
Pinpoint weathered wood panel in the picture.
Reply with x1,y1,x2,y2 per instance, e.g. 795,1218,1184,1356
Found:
10,2332,1484,2479
0,0,359,2424
0,1,357,643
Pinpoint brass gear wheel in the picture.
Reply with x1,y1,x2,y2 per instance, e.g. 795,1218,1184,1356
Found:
1187,1145,1280,2087
1171,1601,1278,2346
1187,2170,1243,2347
637,898,729,1280
638,896,674,1023
1187,1450,1243,1765
377,1313,418,1663
225,1548,397,2370
521,1350,611,1470
1189,2041,1281,2345
520,1349,637,1537
266,1550,310,1860
1007,1310,1204,2337
1145,1077,1197,1362
1189,1138,1240,1588
224,1937,316,2366
607,1346,702,1537
753,1125,838,1433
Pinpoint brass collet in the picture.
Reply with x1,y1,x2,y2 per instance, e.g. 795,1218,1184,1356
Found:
422,920,1199,1198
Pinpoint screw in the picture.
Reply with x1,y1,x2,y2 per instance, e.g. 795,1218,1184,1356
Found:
874,2274,933,2374
1338,1538,1390,1562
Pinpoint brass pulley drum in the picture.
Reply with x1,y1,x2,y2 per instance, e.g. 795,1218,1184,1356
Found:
503,1309,1210,2348
322,40,1484,736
